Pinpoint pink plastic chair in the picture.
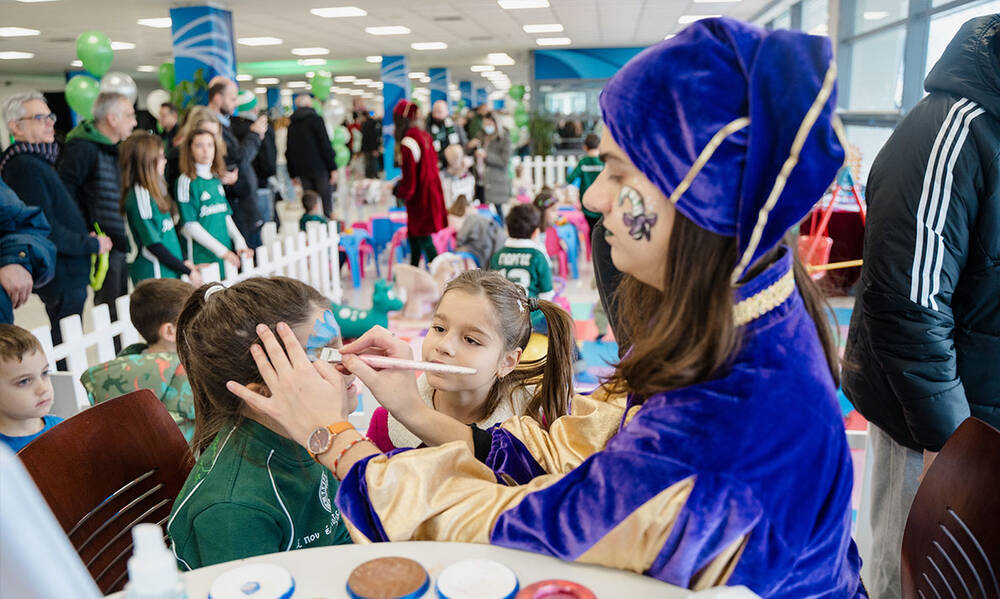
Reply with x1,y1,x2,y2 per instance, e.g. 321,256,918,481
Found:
559,208,591,260
544,228,569,278
351,221,372,234
431,227,456,255
387,226,409,280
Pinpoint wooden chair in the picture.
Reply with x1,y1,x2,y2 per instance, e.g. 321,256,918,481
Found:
17,390,193,594
901,418,1000,599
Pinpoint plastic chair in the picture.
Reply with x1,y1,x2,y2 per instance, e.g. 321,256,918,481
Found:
431,227,456,255
544,227,569,279
901,418,1000,599
351,221,371,234
370,217,397,261
556,223,580,279
17,390,193,595
392,264,441,319
340,229,378,289
387,225,410,280
559,208,592,260
477,205,503,227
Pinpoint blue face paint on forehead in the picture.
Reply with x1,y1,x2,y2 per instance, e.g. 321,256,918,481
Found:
306,309,342,360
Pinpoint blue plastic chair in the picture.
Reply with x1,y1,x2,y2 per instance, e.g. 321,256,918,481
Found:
371,217,394,260
477,205,503,227
339,230,379,288
556,223,580,279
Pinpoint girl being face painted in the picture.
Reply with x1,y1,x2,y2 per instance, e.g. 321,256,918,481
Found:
582,129,675,291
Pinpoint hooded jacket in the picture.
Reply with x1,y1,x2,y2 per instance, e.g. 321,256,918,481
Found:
58,121,126,251
844,15,1000,452
0,177,55,291
285,107,336,178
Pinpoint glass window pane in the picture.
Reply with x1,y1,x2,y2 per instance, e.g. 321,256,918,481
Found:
847,26,906,111
854,0,909,36
773,10,792,30
802,0,830,36
927,0,1000,76
846,125,895,184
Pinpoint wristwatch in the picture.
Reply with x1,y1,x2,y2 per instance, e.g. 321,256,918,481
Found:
307,421,354,461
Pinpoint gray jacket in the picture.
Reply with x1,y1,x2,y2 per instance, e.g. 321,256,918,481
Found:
456,212,506,267
478,131,512,205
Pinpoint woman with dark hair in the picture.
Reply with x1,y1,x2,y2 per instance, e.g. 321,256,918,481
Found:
227,18,864,597
392,99,447,267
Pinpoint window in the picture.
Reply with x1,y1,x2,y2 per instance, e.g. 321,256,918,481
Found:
926,0,1000,76
854,0,910,36
802,0,830,35
773,10,792,29
846,26,906,111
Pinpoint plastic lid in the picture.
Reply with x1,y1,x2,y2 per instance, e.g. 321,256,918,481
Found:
126,523,179,596
208,563,294,599
436,559,519,599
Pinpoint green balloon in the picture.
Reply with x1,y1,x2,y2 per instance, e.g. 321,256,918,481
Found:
509,84,525,101
66,75,100,119
311,73,331,101
158,63,175,92
334,144,351,168
332,125,349,145
509,126,521,145
76,31,113,77
457,99,467,110
514,104,529,128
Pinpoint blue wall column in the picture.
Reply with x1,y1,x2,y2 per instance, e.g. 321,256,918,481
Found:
266,88,280,113
459,81,473,109
428,68,450,110
476,87,488,107
169,5,237,104
381,55,409,181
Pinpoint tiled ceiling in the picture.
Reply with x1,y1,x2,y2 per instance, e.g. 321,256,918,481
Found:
0,0,774,89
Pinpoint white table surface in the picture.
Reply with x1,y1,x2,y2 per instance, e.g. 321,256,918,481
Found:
108,541,691,598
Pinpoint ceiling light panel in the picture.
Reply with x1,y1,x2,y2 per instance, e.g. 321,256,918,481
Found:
137,18,172,28
522,24,562,33
365,26,411,35
310,6,367,18
239,37,283,46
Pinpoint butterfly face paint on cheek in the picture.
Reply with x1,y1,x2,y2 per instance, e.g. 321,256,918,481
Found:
306,309,342,360
618,184,659,242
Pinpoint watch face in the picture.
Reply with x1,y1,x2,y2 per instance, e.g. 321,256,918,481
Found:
308,427,331,455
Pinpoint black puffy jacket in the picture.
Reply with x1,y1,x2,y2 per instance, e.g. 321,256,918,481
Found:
57,121,126,251
843,15,1000,452
285,107,336,178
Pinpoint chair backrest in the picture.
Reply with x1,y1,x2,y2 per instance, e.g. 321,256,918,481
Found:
901,418,1000,599
17,390,194,595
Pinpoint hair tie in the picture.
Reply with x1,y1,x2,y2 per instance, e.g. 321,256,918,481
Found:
528,297,540,312
204,283,226,301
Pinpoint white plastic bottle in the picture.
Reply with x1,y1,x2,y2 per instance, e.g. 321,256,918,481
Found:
124,523,187,599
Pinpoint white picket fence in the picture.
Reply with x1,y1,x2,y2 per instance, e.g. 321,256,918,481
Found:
512,155,579,193
32,222,342,413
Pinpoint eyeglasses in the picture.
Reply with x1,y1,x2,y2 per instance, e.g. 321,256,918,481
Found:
19,113,57,124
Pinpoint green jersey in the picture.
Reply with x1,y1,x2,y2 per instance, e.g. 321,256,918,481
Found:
176,173,233,269
124,185,184,283
567,155,604,218
490,238,553,299
299,213,329,232
167,420,352,571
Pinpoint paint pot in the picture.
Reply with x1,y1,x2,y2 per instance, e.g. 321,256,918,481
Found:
435,559,519,599
515,580,595,599
207,563,294,599
346,556,430,599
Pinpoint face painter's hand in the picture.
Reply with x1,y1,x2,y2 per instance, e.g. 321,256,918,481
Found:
227,322,349,447
339,326,423,420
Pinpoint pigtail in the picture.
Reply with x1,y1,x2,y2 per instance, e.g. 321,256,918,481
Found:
524,301,575,425
175,283,217,454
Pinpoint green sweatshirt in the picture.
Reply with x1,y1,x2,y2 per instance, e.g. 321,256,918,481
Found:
167,420,352,570
66,120,114,145
566,155,604,218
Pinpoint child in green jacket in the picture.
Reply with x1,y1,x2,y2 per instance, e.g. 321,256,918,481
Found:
80,279,196,440
167,276,355,570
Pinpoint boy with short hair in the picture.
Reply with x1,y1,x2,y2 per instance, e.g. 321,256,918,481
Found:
490,203,554,303
566,133,604,231
0,324,61,452
298,190,329,232
80,278,196,440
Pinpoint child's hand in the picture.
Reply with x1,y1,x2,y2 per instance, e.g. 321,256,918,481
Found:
227,322,351,448
221,169,239,185
184,261,203,287
339,326,423,419
223,251,240,267
238,248,255,260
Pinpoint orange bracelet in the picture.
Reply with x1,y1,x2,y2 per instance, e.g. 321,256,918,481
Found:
333,436,372,480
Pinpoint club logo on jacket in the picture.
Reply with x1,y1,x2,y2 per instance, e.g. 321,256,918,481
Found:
319,470,332,513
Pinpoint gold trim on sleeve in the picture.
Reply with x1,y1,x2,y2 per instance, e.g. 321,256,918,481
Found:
732,268,795,327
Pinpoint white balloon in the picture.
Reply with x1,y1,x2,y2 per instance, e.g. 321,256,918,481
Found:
99,72,138,104
145,89,170,113
324,99,346,127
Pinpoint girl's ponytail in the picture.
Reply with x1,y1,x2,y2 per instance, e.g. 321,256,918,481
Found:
529,300,576,425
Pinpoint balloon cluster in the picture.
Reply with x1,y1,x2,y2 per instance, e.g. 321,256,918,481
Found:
508,84,529,146
323,99,350,168
67,31,139,119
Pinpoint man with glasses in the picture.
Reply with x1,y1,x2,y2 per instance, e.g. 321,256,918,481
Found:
0,91,112,343
59,92,136,324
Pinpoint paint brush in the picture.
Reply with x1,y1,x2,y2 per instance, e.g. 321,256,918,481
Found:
319,348,478,375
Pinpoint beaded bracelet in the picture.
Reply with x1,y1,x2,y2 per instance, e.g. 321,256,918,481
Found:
333,436,373,480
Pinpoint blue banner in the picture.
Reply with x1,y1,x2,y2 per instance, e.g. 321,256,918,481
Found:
428,68,450,110
533,47,645,80
266,88,280,113
493,99,504,111
381,55,408,181
459,81,473,108
169,5,237,101
476,87,488,107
